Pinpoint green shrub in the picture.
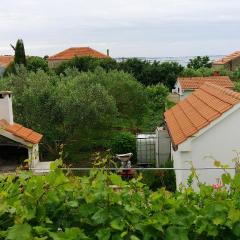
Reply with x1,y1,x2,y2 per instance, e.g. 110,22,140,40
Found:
187,56,212,69
110,132,136,160
1,167,240,239
26,56,49,72
141,160,176,191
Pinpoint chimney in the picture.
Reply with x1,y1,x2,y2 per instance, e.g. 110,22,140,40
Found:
107,49,110,57
0,91,13,124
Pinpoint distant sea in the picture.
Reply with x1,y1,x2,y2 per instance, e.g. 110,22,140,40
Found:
115,55,225,67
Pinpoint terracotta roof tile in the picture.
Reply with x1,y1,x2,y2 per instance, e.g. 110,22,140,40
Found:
0,55,14,68
214,51,240,65
48,47,109,61
164,83,240,146
178,76,234,90
0,120,43,144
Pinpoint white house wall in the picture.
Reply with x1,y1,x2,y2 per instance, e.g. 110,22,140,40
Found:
28,144,40,168
173,81,182,95
174,108,240,189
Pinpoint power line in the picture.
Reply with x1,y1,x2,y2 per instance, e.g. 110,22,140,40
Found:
27,167,238,171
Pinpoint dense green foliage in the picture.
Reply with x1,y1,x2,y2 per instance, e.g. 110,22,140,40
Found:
181,66,240,81
141,160,176,192
110,132,137,161
55,57,118,75
187,56,212,69
1,165,240,239
0,67,151,159
55,57,183,89
26,56,49,72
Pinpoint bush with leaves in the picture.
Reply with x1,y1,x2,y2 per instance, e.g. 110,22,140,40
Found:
1,162,240,239
141,160,176,191
55,56,183,89
55,56,118,75
140,84,170,131
26,56,49,72
110,131,136,161
0,67,149,159
119,59,183,88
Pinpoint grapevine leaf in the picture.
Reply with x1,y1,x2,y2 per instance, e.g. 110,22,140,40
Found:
165,226,188,240
96,228,111,240
6,224,32,240
110,218,125,231
233,222,240,237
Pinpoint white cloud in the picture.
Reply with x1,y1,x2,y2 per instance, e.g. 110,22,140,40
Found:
0,0,239,57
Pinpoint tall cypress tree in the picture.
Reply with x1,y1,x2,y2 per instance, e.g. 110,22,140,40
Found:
11,39,26,65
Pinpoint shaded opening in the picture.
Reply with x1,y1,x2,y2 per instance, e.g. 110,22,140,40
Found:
0,145,28,172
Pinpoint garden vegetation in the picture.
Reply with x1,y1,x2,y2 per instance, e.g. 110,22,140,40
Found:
0,161,240,239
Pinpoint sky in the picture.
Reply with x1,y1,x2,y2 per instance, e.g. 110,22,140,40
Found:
0,0,239,58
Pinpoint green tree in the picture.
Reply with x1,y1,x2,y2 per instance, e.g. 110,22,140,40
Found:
11,39,26,65
1,68,118,158
142,84,170,130
187,56,212,69
119,59,183,88
26,56,49,72
86,68,147,124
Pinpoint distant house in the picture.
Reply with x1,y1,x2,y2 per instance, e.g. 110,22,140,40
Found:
0,55,14,76
47,47,110,68
165,83,240,189
173,76,234,99
213,51,240,71
0,91,51,173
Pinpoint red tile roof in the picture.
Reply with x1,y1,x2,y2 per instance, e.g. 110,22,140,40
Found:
164,83,240,146
0,119,43,144
178,76,234,90
214,51,240,65
0,55,14,68
48,47,109,61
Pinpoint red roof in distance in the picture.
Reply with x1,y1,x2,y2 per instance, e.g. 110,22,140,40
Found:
0,55,14,68
178,76,234,90
214,51,240,65
48,47,109,61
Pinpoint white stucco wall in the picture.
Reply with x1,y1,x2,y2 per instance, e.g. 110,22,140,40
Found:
173,81,182,95
28,144,40,168
173,105,240,189
0,92,14,124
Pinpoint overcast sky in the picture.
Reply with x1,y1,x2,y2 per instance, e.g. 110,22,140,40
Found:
0,0,239,57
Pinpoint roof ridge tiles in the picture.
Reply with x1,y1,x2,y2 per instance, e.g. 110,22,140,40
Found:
201,82,240,101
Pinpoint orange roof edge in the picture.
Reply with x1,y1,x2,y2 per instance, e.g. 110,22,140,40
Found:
165,82,240,147
0,120,43,144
